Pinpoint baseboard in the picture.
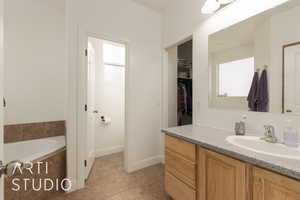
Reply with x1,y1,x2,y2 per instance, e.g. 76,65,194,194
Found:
89,151,95,158
158,154,165,164
95,145,124,158
127,155,163,173
66,177,78,193
86,151,95,179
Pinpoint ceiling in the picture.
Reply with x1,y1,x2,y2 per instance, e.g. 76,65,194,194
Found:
132,0,172,12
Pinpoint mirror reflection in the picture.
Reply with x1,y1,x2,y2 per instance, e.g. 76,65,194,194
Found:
208,1,300,114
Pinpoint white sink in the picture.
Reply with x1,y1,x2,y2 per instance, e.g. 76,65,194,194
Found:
226,136,300,160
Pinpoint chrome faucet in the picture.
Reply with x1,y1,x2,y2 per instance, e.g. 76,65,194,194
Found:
262,125,278,143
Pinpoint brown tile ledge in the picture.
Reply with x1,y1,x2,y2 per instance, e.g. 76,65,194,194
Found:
4,121,66,143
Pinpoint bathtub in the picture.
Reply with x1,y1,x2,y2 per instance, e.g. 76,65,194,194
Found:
4,136,67,200
4,136,66,163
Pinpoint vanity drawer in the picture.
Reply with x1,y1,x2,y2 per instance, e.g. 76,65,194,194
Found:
165,172,196,200
165,135,196,162
165,149,196,188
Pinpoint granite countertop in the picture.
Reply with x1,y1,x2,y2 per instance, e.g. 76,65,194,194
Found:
162,125,300,181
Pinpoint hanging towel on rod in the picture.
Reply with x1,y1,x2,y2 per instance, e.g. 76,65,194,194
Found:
178,78,192,115
178,83,187,113
256,69,269,112
247,71,259,111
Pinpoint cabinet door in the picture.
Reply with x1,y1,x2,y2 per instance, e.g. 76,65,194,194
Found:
253,167,300,200
165,172,196,200
165,149,196,188
198,147,248,200
165,135,196,162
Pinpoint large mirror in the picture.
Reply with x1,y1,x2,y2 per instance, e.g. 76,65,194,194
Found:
208,1,300,114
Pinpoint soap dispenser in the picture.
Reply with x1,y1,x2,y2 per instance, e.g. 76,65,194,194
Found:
235,115,247,136
283,120,298,147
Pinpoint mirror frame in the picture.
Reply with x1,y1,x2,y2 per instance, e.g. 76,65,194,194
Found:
282,41,300,114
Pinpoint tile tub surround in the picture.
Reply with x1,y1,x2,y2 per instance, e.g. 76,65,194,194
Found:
4,121,66,143
5,148,66,200
162,125,300,181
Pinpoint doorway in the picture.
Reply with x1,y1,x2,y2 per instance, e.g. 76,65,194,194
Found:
84,36,126,179
177,40,193,126
163,38,193,129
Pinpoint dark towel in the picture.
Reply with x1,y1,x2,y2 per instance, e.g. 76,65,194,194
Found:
177,84,186,112
256,69,269,112
247,72,259,111
185,79,193,115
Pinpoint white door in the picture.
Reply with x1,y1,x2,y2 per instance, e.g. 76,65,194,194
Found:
77,28,89,188
85,42,96,179
284,44,300,114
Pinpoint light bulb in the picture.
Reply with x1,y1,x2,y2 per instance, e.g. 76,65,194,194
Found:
201,0,221,14
218,0,235,5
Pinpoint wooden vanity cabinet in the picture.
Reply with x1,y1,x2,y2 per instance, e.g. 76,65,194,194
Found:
165,135,300,200
252,167,300,200
198,147,248,200
165,135,196,200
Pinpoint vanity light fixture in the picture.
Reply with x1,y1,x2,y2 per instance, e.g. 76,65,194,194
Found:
201,0,220,14
218,0,235,4
201,0,235,14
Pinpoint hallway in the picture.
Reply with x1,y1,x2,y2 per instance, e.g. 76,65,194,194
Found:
53,153,165,200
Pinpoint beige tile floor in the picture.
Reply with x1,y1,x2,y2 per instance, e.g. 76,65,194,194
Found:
51,153,166,200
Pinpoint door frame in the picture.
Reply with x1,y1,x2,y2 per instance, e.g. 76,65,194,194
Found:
85,40,96,179
75,27,130,189
161,35,194,161
162,35,194,127
0,0,4,198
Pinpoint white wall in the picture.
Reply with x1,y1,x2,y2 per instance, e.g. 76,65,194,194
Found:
163,0,208,48
86,37,97,176
269,5,300,113
167,46,178,127
66,0,162,189
162,0,295,157
4,0,66,125
160,46,178,161
254,19,270,72
90,38,125,157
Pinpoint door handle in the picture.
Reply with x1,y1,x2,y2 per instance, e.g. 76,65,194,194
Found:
0,160,23,178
